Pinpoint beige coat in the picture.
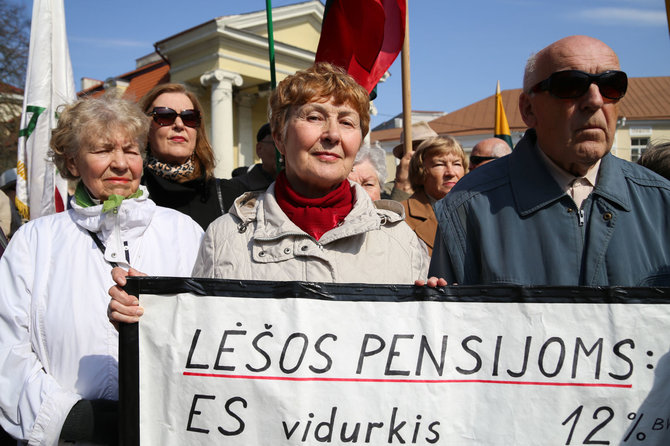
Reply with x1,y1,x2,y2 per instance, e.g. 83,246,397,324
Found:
401,190,438,256
193,181,429,283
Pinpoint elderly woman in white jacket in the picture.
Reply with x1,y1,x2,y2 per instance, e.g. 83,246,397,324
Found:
109,63,429,324
0,95,203,445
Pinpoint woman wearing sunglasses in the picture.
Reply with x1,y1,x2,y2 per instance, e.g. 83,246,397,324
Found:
0,94,203,444
140,83,241,230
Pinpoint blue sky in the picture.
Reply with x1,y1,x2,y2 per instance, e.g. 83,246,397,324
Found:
49,1,670,128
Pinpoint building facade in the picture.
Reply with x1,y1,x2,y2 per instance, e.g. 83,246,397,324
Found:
81,1,324,178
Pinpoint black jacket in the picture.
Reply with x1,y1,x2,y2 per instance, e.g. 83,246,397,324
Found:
142,167,246,230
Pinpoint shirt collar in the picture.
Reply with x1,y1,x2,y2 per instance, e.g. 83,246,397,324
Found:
536,145,601,193
510,130,631,215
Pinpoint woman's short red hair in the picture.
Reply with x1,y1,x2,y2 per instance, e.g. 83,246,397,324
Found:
269,62,370,141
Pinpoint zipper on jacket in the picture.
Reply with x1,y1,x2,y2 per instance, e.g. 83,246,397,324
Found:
578,208,585,227
123,241,130,263
112,206,131,266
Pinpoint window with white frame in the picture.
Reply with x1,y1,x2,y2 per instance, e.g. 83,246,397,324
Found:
631,137,650,162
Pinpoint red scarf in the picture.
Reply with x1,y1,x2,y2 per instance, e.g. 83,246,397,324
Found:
274,171,354,241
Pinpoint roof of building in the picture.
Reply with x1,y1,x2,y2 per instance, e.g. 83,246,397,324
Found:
619,76,670,120
372,110,446,131
0,82,23,96
371,76,670,143
430,88,526,137
78,61,170,102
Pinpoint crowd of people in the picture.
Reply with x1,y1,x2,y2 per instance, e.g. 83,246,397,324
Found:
0,34,669,444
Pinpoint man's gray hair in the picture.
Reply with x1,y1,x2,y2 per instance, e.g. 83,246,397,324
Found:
523,52,538,93
354,142,387,185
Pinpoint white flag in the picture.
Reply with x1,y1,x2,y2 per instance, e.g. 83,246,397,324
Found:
16,0,76,220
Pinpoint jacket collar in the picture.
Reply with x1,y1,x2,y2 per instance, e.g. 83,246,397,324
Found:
70,184,155,240
405,190,434,221
232,181,404,244
374,198,406,220
592,153,632,211
510,130,631,216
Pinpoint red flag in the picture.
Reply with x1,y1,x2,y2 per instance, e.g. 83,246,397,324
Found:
315,0,406,93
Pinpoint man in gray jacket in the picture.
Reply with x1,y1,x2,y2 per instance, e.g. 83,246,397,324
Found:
429,35,670,286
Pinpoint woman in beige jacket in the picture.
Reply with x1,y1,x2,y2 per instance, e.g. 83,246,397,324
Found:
109,63,429,324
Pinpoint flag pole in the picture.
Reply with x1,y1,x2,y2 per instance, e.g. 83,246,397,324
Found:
401,0,412,155
265,0,282,173
16,0,75,220
265,0,277,89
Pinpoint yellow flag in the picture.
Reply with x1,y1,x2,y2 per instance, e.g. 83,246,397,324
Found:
494,80,513,149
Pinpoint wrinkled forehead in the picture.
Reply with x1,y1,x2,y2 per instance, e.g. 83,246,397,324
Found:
354,159,378,175
426,143,463,158
532,38,620,85
151,92,195,110
292,96,359,115
79,121,135,148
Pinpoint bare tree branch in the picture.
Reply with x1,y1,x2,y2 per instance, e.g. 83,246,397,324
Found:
0,0,30,173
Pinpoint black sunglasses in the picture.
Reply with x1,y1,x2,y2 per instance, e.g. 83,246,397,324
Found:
470,155,498,165
149,107,201,128
530,70,627,101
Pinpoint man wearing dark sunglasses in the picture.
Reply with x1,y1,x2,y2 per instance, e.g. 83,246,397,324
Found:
468,138,512,171
428,35,670,287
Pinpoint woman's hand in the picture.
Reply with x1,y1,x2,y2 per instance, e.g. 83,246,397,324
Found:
108,267,146,329
415,277,448,287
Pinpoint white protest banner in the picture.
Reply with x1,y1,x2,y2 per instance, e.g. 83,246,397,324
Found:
119,279,670,446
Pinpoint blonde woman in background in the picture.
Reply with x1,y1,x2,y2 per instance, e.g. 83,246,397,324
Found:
401,136,467,256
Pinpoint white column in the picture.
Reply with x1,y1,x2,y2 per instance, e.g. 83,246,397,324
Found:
235,92,257,168
200,69,242,178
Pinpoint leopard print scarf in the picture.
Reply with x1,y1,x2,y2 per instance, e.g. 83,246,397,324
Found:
145,154,195,181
